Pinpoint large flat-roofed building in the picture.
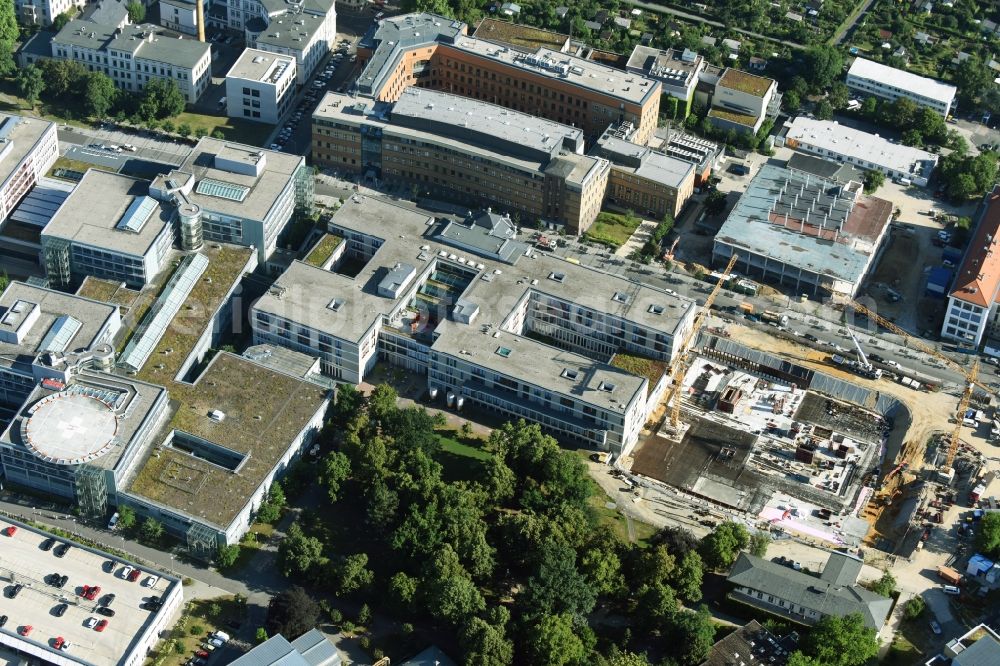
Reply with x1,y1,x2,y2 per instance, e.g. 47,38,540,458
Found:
712,164,893,298
925,624,1000,666
230,629,342,666
0,114,59,224
164,138,313,265
846,57,957,118
312,88,609,233
942,186,1000,347
40,171,176,289
252,4,337,86
707,67,780,134
777,117,939,187
252,197,696,457
51,19,212,104
0,517,182,666
355,12,662,144
592,122,695,219
0,281,121,406
225,48,297,124
626,46,704,115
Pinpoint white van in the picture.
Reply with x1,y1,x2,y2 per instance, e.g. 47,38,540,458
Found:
943,585,961,595
212,631,231,642
107,512,119,529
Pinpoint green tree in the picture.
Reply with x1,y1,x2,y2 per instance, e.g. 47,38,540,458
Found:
177,123,192,138
862,170,885,194
520,539,597,620
0,0,17,43
801,613,878,666
483,453,516,504
255,627,268,644
139,518,164,543
954,55,992,108
266,586,320,639
85,72,117,118
705,190,728,216
872,570,896,597
786,653,821,666
427,574,485,627
16,65,45,107
670,606,716,665
671,550,704,603
802,46,844,91
524,613,588,666
389,571,419,610
39,59,88,101
636,582,677,633
138,78,186,120
749,532,770,558
356,603,372,626
608,652,652,666
814,100,834,120
903,596,926,620
698,521,749,570
277,522,325,578
216,544,241,569
126,0,145,23
334,553,374,595
460,617,513,666
322,451,351,502
51,11,73,32
828,82,850,110
116,505,136,531
976,511,1000,556
400,0,453,17
783,90,801,113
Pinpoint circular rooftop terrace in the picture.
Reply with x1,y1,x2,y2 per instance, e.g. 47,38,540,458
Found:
20,393,118,465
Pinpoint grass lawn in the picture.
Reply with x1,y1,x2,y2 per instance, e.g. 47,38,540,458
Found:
583,475,656,545
173,111,271,144
882,632,923,666
583,211,642,249
149,597,244,666
435,429,490,482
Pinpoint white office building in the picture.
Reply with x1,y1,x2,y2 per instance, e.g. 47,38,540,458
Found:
777,117,939,187
846,57,957,118
225,49,297,124
0,114,59,224
51,19,212,103
41,170,176,288
225,0,336,84
252,198,696,458
159,0,208,36
14,0,86,26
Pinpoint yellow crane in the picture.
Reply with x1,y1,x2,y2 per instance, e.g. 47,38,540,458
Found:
946,360,978,470
846,301,992,396
667,253,739,428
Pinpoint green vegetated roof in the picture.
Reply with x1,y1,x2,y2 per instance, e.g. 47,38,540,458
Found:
610,352,668,396
708,107,759,127
303,234,343,267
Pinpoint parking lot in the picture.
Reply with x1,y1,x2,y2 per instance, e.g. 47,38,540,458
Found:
0,519,175,665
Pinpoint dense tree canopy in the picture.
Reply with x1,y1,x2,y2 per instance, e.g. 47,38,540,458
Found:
272,385,721,664
699,521,750,570
976,512,1000,557
799,613,879,666
266,586,321,640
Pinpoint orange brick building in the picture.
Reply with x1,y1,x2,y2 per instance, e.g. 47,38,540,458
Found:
354,13,661,144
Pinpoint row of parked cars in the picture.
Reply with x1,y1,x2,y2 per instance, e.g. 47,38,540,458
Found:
187,630,231,666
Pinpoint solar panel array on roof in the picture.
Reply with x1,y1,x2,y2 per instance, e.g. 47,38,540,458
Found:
116,195,158,233
196,178,250,202
118,253,209,372
39,315,82,353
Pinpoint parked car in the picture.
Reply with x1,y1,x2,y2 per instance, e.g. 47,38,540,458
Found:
127,569,141,583
9,584,23,598
18,625,32,636
95,619,108,632
0,615,6,628
54,543,70,558
84,618,98,629
3,526,16,537
929,620,942,635
41,538,55,551
96,607,115,617
143,576,159,588
58,574,68,588
100,593,115,606
54,603,68,617
120,566,133,580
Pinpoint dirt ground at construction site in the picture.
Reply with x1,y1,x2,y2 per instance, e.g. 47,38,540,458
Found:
667,321,966,552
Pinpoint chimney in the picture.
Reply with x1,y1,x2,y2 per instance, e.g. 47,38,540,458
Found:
197,0,206,42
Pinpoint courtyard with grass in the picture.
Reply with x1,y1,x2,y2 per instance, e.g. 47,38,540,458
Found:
583,211,642,248
149,597,245,666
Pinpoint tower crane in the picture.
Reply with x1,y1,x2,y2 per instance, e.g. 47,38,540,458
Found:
945,360,978,471
665,253,739,428
846,301,992,396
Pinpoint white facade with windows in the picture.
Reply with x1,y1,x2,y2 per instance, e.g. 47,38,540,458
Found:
777,117,938,186
846,57,956,118
225,49,297,124
159,0,207,36
0,114,59,224
252,197,696,457
51,20,212,104
15,0,86,26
